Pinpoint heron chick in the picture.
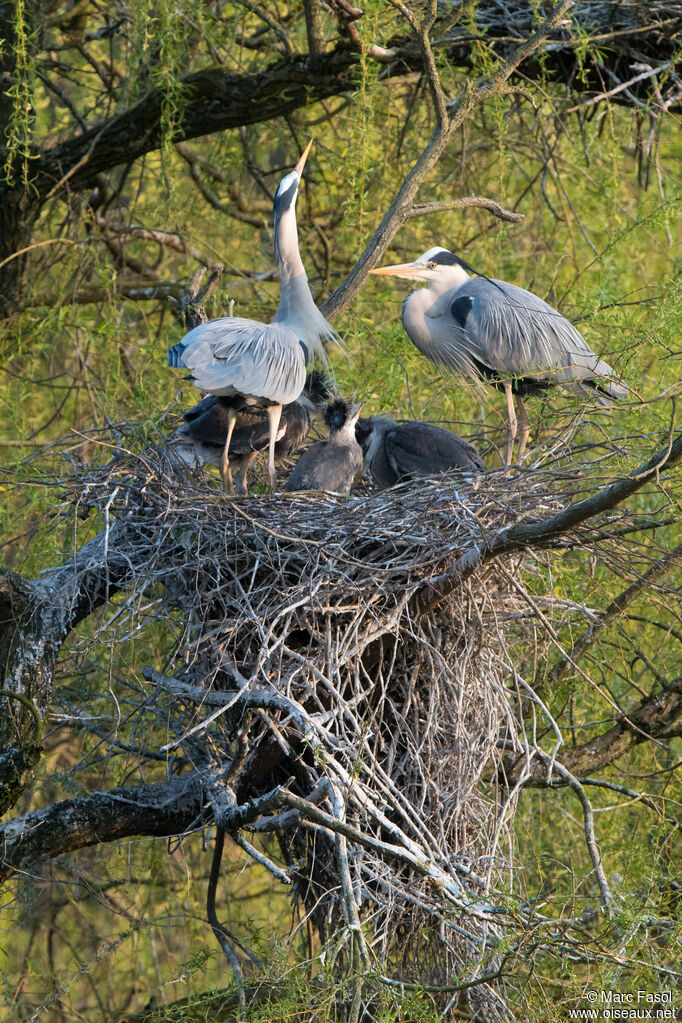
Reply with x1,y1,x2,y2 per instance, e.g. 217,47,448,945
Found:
355,417,484,488
167,140,340,493
285,399,364,496
370,247,628,466
168,371,335,493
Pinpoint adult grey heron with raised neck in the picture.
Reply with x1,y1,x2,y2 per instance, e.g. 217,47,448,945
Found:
370,247,628,466
167,140,339,493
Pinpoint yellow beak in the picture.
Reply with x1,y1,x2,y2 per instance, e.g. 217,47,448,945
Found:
295,138,314,176
368,262,421,278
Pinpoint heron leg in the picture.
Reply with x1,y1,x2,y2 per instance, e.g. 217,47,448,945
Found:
503,382,517,469
266,405,283,491
514,394,531,464
234,452,258,496
220,409,237,496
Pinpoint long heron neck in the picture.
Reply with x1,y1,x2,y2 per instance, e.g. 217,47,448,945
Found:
274,271,335,361
402,286,439,342
273,203,336,360
402,271,469,338
329,419,358,447
275,204,306,281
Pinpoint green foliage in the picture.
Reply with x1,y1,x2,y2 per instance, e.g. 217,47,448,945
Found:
2,0,37,185
1,3,681,1019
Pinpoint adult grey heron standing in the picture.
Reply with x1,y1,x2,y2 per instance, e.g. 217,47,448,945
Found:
167,140,339,493
370,247,628,466
355,417,484,488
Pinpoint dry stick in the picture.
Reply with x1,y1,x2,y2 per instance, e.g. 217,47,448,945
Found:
93,217,223,270
328,781,371,969
538,756,612,910
278,791,497,916
554,778,668,820
563,61,674,114
205,827,245,992
322,0,574,320
547,541,682,687
412,429,682,618
409,196,525,222
234,832,292,885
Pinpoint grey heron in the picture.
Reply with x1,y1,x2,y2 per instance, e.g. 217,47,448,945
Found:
355,417,484,488
167,140,339,493
285,399,364,496
169,371,334,493
370,247,628,466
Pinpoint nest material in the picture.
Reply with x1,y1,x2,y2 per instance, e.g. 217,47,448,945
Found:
443,0,682,110
53,412,682,1021
61,439,586,1019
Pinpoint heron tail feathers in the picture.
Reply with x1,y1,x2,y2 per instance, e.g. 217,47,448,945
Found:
167,342,187,368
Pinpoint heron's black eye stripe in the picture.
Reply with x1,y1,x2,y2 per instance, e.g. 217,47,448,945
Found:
429,251,464,267
273,179,298,218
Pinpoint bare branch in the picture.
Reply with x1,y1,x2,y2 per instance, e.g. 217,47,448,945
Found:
323,0,573,320
548,542,682,686
537,755,612,909
409,196,525,222
0,776,204,882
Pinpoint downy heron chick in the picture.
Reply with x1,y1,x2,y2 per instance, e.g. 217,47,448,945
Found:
355,417,484,488
169,371,335,493
167,140,340,493
285,399,364,496
370,247,627,466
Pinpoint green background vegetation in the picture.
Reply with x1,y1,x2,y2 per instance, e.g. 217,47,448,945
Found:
1,0,680,1017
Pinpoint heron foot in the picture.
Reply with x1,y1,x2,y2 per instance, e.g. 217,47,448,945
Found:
221,468,235,496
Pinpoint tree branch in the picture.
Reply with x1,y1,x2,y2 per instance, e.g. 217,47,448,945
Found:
29,51,359,200
547,542,682,686
409,196,525,222
0,775,204,882
497,675,682,787
322,0,572,320
412,429,682,617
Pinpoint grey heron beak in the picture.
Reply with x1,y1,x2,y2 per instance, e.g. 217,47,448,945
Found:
295,138,313,177
349,402,364,421
369,262,422,279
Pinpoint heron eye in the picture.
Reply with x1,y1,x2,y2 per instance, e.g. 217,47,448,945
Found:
428,262,437,270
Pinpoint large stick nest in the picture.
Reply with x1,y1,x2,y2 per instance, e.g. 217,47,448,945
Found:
41,423,677,1019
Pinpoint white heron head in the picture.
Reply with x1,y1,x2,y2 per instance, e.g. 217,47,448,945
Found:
273,138,312,239
369,247,480,288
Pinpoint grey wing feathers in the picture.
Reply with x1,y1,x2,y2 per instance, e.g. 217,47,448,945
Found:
285,441,325,491
168,317,307,405
426,279,626,395
386,423,484,478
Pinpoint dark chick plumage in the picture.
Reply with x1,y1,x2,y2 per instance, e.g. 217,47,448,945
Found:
356,417,484,489
285,399,364,496
169,371,335,493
